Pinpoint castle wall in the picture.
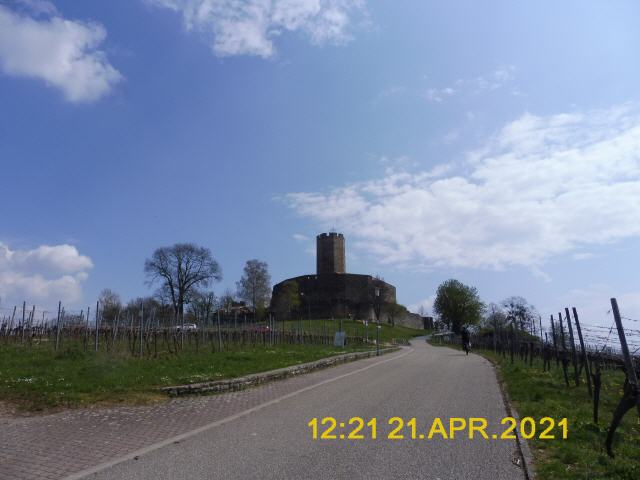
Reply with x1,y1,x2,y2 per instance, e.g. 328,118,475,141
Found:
271,273,396,321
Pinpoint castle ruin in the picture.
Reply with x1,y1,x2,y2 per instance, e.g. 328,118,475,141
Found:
271,233,424,329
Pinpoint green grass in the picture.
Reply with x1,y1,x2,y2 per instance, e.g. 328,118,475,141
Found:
0,342,367,412
279,318,426,343
431,341,640,479
0,321,423,413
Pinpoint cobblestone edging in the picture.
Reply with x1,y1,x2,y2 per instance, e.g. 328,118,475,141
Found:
161,347,399,396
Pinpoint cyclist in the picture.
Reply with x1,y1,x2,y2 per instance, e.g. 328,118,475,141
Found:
461,327,471,355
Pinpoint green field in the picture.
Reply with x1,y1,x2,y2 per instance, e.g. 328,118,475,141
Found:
431,340,640,479
0,322,423,413
278,318,425,343
0,343,366,412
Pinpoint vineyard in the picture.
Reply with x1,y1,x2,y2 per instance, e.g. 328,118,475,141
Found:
434,297,640,479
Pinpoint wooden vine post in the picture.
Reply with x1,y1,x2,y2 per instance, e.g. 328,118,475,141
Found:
565,307,580,386
572,307,592,397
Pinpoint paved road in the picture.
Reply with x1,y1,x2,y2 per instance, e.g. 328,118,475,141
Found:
1,340,526,480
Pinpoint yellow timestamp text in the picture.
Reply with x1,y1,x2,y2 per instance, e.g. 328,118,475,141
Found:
307,416,568,441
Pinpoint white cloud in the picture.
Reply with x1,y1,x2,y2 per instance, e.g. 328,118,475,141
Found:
0,4,122,102
474,66,515,93
285,104,640,272
0,242,93,307
424,86,455,103
408,294,435,316
378,155,419,171
424,66,516,104
292,233,309,241
147,0,366,57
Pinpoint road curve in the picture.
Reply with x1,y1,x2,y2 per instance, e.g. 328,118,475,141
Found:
84,340,525,480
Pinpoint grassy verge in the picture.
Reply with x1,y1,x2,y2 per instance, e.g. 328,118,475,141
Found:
430,341,640,479
279,318,426,343
0,342,367,412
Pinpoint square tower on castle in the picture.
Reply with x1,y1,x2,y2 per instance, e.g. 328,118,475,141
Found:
316,232,346,274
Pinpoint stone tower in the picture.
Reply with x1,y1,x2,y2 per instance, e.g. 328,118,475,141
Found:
316,232,346,274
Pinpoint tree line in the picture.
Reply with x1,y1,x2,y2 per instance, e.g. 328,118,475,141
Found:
433,278,538,335
99,242,272,326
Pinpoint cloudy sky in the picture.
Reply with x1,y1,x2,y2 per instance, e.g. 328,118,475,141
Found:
1,0,639,329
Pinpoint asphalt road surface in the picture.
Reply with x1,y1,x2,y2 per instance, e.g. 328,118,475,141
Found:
82,340,526,480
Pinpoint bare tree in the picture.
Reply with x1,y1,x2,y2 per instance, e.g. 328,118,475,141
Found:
483,302,508,329
236,259,271,312
144,243,222,320
188,290,217,322
99,288,122,325
219,288,235,314
502,296,536,332
125,296,159,315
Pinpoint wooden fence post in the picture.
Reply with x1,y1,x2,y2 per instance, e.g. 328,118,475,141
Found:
611,298,640,416
550,315,558,366
593,357,601,423
539,316,543,342
543,332,550,371
572,307,592,397
7,306,17,340
20,301,26,344
28,305,35,345
55,301,62,351
140,302,144,357
509,323,514,364
217,309,222,352
95,300,99,352
605,298,640,457
558,312,570,386
565,307,580,386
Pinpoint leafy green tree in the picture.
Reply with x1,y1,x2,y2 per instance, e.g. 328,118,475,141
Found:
433,279,484,333
236,259,271,311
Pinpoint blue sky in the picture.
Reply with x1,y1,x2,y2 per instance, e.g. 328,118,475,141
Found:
1,0,639,330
